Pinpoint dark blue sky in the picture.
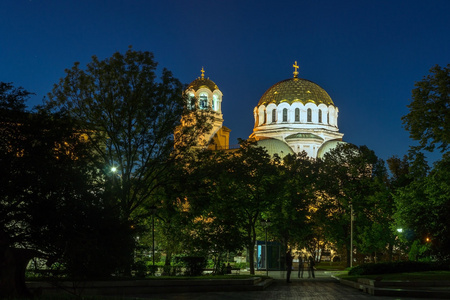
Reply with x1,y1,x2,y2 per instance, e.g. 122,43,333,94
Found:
1,0,449,162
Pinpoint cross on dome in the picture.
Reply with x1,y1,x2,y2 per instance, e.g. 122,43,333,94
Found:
201,67,205,79
293,61,299,78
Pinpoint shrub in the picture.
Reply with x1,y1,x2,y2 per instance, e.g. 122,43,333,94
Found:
348,261,450,276
174,256,207,276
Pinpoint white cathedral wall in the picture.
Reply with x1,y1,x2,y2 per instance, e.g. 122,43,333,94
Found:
254,102,339,128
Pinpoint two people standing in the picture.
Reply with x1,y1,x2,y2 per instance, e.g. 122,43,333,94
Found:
287,250,316,282
297,255,315,278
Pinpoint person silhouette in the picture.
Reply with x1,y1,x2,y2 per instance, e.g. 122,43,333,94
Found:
308,255,315,278
286,249,293,283
297,255,304,278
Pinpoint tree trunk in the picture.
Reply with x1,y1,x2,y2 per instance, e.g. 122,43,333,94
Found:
388,243,394,262
0,247,40,299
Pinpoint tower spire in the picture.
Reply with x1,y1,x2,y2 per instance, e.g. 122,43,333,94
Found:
293,61,299,78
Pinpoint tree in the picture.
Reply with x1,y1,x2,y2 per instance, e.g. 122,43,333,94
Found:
181,140,278,275
268,152,318,253
0,83,128,297
225,140,280,274
45,48,209,270
402,64,450,153
394,152,450,259
320,144,387,266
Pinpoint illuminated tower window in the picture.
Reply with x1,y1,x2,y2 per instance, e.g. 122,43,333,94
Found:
199,93,208,109
295,108,300,122
272,109,277,123
283,108,288,122
307,108,312,122
212,94,219,111
188,93,195,110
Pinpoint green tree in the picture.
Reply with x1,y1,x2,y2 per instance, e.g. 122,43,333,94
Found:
268,152,317,252
45,48,210,271
227,141,280,274
184,140,277,275
394,152,450,259
0,83,128,297
402,64,450,153
320,144,386,266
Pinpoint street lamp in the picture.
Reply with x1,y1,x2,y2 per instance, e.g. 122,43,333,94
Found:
350,204,354,268
150,205,157,272
260,219,271,276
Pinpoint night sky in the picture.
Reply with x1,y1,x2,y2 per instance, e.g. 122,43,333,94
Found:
2,0,449,162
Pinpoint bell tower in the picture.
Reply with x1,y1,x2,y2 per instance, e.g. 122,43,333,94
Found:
185,68,230,150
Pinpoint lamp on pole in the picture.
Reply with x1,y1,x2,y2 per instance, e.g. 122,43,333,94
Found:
350,204,354,268
260,219,271,276
150,205,157,271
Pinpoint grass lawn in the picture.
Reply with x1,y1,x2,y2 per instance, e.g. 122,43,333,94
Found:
337,271,450,282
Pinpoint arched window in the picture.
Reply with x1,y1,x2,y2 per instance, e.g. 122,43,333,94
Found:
188,93,195,110
307,108,312,122
272,109,277,123
264,110,267,124
199,93,208,109
295,108,300,122
212,94,219,111
327,112,330,124
318,109,322,123
282,108,288,122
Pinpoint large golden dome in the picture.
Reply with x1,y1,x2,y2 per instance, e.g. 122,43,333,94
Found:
258,77,334,106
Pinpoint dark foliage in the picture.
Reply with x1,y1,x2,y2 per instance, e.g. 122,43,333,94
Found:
174,256,207,276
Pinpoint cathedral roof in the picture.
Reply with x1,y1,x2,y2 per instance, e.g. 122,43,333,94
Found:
317,140,347,159
187,68,219,92
258,77,334,107
255,138,294,158
285,133,324,140
188,77,219,92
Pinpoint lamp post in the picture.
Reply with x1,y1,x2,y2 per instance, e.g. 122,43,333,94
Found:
260,219,271,276
150,205,157,271
350,204,353,268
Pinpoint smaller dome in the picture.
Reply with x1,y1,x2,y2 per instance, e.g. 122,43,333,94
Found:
188,77,219,92
317,140,347,159
286,133,324,141
255,138,294,158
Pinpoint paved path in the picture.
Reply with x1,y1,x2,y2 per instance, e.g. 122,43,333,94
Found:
134,278,438,300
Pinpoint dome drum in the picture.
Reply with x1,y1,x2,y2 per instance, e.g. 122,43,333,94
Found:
254,103,338,128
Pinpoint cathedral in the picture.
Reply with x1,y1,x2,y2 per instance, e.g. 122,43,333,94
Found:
185,62,345,157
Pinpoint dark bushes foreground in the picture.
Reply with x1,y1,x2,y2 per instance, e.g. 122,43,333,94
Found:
348,261,450,276
174,256,207,276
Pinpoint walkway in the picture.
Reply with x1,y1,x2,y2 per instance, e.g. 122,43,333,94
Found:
133,270,439,300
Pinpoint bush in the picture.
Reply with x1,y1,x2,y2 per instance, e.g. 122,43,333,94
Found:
174,256,207,276
348,261,450,276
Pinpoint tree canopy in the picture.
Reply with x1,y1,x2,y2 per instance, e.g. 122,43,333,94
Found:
45,48,205,222
402,64,450,153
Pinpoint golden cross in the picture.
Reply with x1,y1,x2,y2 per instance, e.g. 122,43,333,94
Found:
201,67,205,79
293,61,299,78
